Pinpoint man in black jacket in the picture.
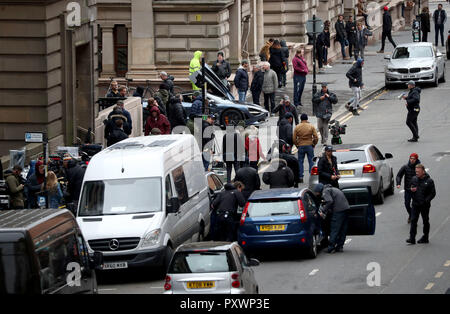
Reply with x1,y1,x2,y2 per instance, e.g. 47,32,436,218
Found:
234,60,249,103
250,64,264,106
273,95,299,125
63,158,86,205
262,158,294,189
234,166,261,201
212,51,232,87
401,81,421,142
211,181,246,241
278,112,294,147
406,164,436,245
168,94,187,132
396,153,421,223
433,4,447,46
313,83,338,144
279,145,300,188
377,6,397,53
317,146,340,188
335,15,349,60
107,119,128,147
346,58,364,115
222,128,245,183
346,16,357,59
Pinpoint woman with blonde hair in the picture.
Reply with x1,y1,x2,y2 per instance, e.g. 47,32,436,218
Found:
43,171,64,209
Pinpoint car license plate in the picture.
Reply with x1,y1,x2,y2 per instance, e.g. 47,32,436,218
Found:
340,170,354,176
187,281,215,289
402,74,416,79
259,224,286,232
102,262,128,270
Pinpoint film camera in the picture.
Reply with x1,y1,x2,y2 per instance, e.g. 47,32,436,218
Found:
329,119,347,145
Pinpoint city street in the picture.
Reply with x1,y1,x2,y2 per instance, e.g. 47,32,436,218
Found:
96,11,450,294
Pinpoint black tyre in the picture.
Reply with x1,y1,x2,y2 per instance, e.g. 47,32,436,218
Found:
158,244,174,278
221,109,244,127
433,70,439,87
441,66,446,83
306,234,319,259
197,222,205,242
386,171,395,196
374,179,385,205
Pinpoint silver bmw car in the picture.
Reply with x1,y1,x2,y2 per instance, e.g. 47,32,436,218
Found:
384,42,446,87
309,144,394,204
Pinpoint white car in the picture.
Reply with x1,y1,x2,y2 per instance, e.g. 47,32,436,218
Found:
164,242,260,294
384,42,446,87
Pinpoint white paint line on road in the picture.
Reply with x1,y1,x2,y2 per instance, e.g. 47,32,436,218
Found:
444,260,450,267
425,283,435,291
149,286,163,289
435,272,444,279
345,238,352,245
436,157,443,162
309,269,320,276
98,288,117,291
376,212,382,217
426,168,430,172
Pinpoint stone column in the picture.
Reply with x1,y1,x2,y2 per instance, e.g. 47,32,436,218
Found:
228,0,242,69
127,0,158,78
101,26,115,77
248,0,259,65
256,0,264,55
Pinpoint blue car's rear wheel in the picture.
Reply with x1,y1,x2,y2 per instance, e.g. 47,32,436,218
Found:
306,234,319,259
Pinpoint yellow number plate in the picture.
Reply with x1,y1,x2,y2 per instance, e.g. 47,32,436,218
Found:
187,281,215,289
340,170,354,176
259,224,286,232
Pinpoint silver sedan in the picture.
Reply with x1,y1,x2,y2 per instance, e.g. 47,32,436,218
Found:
384,42,446,87
309,144,395,204
164,242,260,294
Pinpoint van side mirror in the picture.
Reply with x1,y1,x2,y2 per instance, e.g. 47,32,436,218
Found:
248,258,260,267
166,197,180,214
385,153,393,159
90,251,103,268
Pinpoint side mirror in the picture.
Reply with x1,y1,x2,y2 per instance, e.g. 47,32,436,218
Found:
385,153,393,159
436,52,443,58
90,251,104,268
248,258,260,267
384,55,391,60
166,197,180,214
312,156,318,162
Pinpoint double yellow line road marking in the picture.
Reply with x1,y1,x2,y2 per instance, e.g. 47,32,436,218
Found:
338,89,388,125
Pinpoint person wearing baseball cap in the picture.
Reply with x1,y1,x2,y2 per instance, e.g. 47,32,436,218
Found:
396,153,421,223
317,145,340,188
273,94,299,125
377,5,397,53
401,80,421,142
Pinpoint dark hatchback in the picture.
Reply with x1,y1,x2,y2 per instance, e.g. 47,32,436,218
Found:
0,209,102,294
184,64,268,127
238,187,376,258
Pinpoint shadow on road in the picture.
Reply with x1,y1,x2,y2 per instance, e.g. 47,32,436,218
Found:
96,268,164,285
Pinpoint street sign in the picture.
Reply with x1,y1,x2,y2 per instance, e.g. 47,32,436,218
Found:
25,132,44,143
306,18,324,34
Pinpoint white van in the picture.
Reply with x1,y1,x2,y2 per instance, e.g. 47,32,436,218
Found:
76,134,211,271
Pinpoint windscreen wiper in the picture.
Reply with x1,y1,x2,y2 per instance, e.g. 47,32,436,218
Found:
340,159,359,164
271,212,290,216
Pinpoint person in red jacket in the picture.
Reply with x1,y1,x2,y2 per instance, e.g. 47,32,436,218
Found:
292,49,309,108
145,106,171,135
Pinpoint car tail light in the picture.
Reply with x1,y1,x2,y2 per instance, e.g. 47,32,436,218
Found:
164,275,172,291
362,164,376,173
240,202,250,226
231,273,240,288
297,200,307,223
310,166,319,175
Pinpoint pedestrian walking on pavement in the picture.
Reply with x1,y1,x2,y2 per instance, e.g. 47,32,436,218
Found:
262,158,295,189
189,50,203,91
335,15,349,60
313,83,338,144
269,40,284,88
314,183,351,253
401,81,421,142
433,4,447,47
420,7,431,42
234,166,261,202
251,63,264,106
234,60,250,103
346,16,357,59
317,146,340,188
323,21,332,68
357,0,372,30
273,95,299,125
406,164,436,245
222,127,245,183
292,48,309,108
212,51,232,87
280,40,290,87
354,22,372,60
346,58,364,116
377,6,397,53
211,181,246,242
396,153,421,223
293,114,319,183
262,62,278,114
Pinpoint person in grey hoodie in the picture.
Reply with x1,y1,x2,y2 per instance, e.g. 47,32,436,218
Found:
314,183,350,253
262,62,279,114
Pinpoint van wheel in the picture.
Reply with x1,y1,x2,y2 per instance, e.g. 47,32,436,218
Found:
159,244,173,277
306,234,319,259
374,179,385,205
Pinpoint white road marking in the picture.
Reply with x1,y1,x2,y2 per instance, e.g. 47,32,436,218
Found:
345,238,352,245
309,269,320,276
436,157,443,162
435,272,444,279
426,168,430,172
98,288,117,291
150,286,163,289
425,283,435,290
444,260,450,267
376,212,382,217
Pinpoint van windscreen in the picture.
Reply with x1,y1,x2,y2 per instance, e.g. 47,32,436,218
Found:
78,178,162,216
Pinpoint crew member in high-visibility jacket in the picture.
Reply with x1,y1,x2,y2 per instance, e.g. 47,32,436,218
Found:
189,50,203,91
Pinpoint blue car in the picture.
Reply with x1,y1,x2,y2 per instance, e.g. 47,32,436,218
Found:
238,187,376,258
238,188,324,258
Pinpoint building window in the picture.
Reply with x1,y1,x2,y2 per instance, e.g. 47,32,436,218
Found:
114,25,128,77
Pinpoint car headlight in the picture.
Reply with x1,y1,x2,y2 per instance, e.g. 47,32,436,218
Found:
248,109,263,116
141,229,161,248
387,68,397,72
421,67,432,71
